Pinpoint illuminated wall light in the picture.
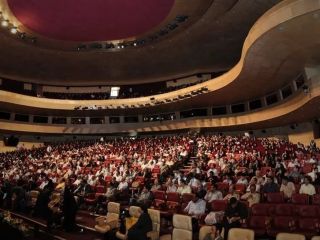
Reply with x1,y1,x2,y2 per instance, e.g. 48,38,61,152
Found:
1,19,9,27
133,42,137,46
10,27,18,34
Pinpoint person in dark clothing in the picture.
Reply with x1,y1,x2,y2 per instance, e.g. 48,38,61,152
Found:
62,185,78,232
34,188,51,217
262,177,279,199
127,202,153,240
222,197,248,240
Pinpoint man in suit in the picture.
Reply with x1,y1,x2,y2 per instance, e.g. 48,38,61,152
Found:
223,197,248,239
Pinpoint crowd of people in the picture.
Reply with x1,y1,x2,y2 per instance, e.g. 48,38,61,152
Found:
0,134,319,239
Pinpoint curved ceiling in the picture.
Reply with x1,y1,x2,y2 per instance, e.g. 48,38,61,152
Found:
7,0,175,41
0,0,280,85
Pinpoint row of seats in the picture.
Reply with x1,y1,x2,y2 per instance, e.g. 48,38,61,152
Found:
249,203,320,238
94,203,320,240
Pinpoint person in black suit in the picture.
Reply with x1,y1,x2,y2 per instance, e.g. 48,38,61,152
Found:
127,201,153,240
222,197,248,240
62,184,78,232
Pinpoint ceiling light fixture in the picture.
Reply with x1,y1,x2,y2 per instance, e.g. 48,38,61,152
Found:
10,27,18,34
1,20,9,27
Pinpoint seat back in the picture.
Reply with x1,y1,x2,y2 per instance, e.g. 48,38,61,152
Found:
211,200,228,212
275,204,293,216
181,193,195,203
311,237,320,240
172,214,193,240
291,193,309,205
228,228,254,240
267,192,284,203
153,190,166,200
148,208,160,233
199,226,215,240
251,203,269,216
312,194,320,205
276,233,306,240
107,202,120,220
298,205,319,218
129,205,142,218
298,217,319,231
167,192,180,202
30,190,40,199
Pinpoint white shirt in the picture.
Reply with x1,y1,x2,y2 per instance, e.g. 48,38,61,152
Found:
177,185,192,195
299,183,316,195
184,199,206,217
237,178,248,185
166,185,177,193
118,181,128,191
204,190,223,202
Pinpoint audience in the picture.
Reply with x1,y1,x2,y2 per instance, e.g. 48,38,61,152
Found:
0,134,320,238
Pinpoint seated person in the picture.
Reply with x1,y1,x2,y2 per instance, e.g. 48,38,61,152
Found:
236,174,248,186
177,179,192,195
204,184,223,203
222,197,248,240
131,186,153,205
241,184,260,207
223,185,240,200
118,178,129,191
166,180,177,193
127,202,153,240
299,176,316,196
262,177,279,198
150,178,161,191
184,192,206,219
279,176,295,199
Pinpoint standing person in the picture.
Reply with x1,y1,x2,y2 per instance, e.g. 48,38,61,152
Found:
62,185,78,232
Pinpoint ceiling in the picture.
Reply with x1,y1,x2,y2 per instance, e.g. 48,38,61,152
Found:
8,0,175,41
0,0,280,85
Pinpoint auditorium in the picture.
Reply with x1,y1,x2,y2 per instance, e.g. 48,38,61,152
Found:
0,0,320,240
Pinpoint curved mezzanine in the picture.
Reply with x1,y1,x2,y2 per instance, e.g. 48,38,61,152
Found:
0,72,318,135
0,0,319,112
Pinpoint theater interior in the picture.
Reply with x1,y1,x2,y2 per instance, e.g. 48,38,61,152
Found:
1,0,320,239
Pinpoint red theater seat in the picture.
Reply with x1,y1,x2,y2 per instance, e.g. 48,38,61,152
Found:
211,200,228,212
298,205,319,218
312,194,320,205
292,193,309,205
275,204,293,216
266,192,284,203
84,193,97,206
153,190,166,208
247,216,270,237
267,216,295,237
235,184,246,194
296,218,320,239
181,193,195,204
251,203,270,216
166,192,181,210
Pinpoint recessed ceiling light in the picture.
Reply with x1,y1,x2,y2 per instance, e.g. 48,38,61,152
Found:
1,20,9,27
10,27,17,34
